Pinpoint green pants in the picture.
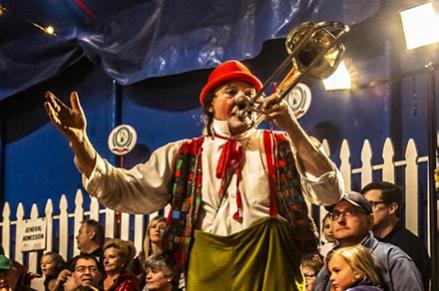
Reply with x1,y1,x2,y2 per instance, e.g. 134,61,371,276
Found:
187,217,304,291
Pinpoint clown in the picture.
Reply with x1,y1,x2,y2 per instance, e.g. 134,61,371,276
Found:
45,60,344,290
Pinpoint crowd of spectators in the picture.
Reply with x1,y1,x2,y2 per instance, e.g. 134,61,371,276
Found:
3,181,432,291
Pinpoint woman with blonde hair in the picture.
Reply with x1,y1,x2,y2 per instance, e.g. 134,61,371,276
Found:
143,216,166,257
102,238,140,291
326,245,384,291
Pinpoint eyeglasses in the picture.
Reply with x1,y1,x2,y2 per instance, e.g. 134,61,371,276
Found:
367,200,388,209
74,265,98,273
303,272,316,278
329,208,368,220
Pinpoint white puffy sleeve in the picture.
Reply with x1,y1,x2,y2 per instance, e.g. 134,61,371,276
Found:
80,140,186,214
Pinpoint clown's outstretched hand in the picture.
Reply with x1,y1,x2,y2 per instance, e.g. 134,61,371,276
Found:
44,91,96,177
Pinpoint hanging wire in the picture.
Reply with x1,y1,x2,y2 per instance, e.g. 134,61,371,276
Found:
411,75,418,116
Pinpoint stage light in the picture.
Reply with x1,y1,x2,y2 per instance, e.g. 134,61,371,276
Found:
400,2,439,50
322,61,352,91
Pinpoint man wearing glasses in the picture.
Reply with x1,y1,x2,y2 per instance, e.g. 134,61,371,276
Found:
63,254,102,291
361,181,431,289
314,191,423,291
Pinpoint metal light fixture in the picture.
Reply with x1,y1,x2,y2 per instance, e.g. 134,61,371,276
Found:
400,2,439,50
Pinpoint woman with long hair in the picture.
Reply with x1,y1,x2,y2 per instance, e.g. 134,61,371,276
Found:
40,251,66,291
143,216,166,257
133,216,167,289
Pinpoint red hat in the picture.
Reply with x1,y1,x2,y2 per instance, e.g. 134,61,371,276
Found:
199,60,263,105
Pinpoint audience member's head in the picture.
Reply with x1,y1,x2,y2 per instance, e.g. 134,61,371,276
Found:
321,213,335,242
103,238,136,276
326,192,373,246
300,253,323,291
41,251,67,290
41,251,66,277
144,254,176,291
143,216,166,256
76,220,105,253
326,245,384,290
66,254,102,290
0,254,12,290
361,182,402,233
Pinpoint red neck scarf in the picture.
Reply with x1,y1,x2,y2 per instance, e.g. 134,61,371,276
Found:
214,133,243,221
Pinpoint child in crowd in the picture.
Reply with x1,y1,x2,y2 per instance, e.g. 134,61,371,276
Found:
326,245,384,291
300,253,323,291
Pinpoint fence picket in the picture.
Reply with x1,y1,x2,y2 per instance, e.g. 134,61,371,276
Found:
105,208,115,238
28,204,39,273
45,200,53,252
360,140,373,187
15,203,24,264
134,214,144,256
73,190,84,257
405,139,419,235
90,196,100,221
2,203,11,257
382,138,395,182
340,139,351,190
59,195,69,261
121,213,130,240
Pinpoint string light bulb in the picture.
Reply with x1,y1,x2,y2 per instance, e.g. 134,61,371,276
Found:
31,23,56,36
44,25,56,35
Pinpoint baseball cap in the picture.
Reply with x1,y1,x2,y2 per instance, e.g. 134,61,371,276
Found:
0,255,11,270
325,191,372,214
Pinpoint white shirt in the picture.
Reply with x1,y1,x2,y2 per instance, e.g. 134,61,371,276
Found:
83,120,343,235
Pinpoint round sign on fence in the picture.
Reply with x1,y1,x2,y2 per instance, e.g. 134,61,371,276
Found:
108,124,137,156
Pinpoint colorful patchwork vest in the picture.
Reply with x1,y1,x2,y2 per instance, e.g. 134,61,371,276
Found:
163,130,319,269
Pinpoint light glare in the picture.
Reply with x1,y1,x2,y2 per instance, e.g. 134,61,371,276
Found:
400,2,439,50
323,61,352,91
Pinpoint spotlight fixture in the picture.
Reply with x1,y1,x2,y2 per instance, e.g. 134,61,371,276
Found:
400,2,439,50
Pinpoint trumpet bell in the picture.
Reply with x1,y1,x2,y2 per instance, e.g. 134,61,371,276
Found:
286,21,349,79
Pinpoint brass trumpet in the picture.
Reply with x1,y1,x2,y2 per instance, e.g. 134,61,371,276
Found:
236,21,350,127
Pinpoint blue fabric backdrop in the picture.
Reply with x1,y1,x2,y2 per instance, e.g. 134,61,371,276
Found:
0,0,380,99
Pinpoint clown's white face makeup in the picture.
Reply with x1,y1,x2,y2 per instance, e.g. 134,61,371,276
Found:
210,80,256,136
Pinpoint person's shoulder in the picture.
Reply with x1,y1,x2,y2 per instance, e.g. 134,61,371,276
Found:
384,226,426,249
373,240,414,262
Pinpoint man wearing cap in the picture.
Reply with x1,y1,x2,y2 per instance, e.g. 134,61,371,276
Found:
0,255,12,291
314,191,423,291
45,60,344,290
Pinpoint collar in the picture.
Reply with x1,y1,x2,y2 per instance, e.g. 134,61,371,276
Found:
212,119,255,140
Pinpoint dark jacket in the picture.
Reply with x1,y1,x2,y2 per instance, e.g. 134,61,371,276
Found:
314,232,423,291
378,222,431,289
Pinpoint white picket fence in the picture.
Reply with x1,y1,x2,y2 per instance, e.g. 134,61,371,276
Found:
0,137,433,273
